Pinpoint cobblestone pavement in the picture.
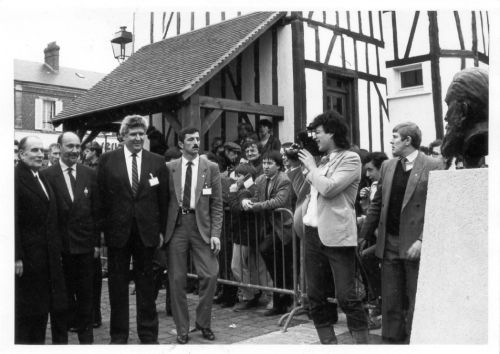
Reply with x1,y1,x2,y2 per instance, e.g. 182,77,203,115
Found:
49,280,382,345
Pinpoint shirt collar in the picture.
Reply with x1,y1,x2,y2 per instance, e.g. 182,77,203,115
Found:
124,146,142,158
182,155,199,167
403,149,419,163
59,160,76,172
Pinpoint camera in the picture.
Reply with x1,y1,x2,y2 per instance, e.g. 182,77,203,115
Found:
284,143,302,160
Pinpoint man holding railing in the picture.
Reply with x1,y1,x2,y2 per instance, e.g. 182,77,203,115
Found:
241,150,294,316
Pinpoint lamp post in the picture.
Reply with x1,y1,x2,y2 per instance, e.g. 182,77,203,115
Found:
111,26,133,63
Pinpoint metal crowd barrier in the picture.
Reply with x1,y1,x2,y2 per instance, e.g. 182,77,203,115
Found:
186,207,305,332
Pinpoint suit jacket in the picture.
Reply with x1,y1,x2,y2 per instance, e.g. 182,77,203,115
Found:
360,152,443,259
42,163,99,254
301,150,361,247
97,148,169,248
15,162,67,316
164,155,223,244
250,171,293,244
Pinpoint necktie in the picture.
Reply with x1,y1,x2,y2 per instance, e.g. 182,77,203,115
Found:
183,161,193,209
401,157,408,171
67,167,76,200
265,177,271,200
132,153,139,196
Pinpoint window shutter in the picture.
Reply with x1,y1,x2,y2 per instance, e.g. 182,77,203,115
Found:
54,100,63,132
34,98,43,130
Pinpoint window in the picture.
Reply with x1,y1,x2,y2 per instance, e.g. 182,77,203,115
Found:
400,68,423,88
35,98,63,131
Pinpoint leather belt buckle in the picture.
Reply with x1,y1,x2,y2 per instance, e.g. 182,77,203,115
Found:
180,207,194,215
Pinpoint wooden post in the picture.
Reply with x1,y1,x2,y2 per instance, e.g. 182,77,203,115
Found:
428,11,444,139
179,94,201,131
291,14,307,138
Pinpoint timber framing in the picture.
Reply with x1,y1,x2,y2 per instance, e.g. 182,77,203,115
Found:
199,96,284,118
297,16,385,48
305,60,387,85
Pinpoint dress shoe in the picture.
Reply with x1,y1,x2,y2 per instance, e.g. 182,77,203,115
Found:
195,323,215,341
263,307,287,317
176,334,189,344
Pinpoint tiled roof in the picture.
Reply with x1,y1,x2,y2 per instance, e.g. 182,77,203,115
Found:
55,12,285,122
14,59,105,90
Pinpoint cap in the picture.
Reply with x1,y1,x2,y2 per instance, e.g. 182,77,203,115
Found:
224,142,241,152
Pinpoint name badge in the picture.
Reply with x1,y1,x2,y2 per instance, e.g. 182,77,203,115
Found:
149,173,159,186
202,187,212,195
243,176,254,189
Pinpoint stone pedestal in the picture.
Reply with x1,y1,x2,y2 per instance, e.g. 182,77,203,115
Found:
410,168,488,344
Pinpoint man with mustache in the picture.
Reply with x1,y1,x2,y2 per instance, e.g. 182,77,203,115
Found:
164,127,223,344
42,132,100,344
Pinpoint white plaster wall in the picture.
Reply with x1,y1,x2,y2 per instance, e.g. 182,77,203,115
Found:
411,169,488,344
305,68,323,125
277,25,295,144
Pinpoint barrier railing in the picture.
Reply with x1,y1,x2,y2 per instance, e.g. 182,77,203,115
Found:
186,207,304,332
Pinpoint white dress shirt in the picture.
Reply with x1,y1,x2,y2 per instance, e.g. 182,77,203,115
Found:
303,150,340,228
32,170,49,199
124,147,142,188
402,149,419,171
181,155,199,209
59,160,77,201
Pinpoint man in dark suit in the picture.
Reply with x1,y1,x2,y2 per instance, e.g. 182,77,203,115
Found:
164,127,223,344
241,150,294,316
15,136,67,344
97,115,169,344
42,132,99,344
360,122,443,344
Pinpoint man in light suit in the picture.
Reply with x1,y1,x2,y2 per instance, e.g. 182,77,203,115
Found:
360,122,442,344
164,127,223,344
97,115,169,344
15,136,67,344
42,132,99,344
298,111,369,344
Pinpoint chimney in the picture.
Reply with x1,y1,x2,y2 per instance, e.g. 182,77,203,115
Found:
44,41,60,71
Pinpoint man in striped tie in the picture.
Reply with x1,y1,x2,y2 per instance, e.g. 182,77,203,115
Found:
97,115,169,344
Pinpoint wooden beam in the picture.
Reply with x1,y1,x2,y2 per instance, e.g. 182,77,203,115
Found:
454,11,466,69
191,12,195,31
369,11,374,37
480,11,486,56
472,11,479,67
162,12,174,39
379,96,384,152
305,60,387,84
201,109,223,135
335,11,339,25
367,70,372,151
385,54,432,68
180,94,201,130
199,96,284,117
308,11,314,19
254,38,260,125
82,129,101,149
358,11,363,34
346,11,351,30
376,46,380,76
176,12,181,35
272,26,278,106
314,25,320,62
373,82,389,118
297,16,384,47
404,11,420,59
291,17,307,137
164,111,181,133
150,12,154,44
428,11,444,139
392,12,398,59
353,38,358,71
226,66,239,98
322,11,326,24
206,12,210,26
341,35,345,69
220,69,226,141
379,11,384,42
324,32,338,64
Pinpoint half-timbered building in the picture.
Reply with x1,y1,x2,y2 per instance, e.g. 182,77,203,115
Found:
53,11,489,153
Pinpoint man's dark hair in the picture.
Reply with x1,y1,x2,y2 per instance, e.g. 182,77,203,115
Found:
259,119,273,129
14,139,19,146
307,110,350,149
428,139,442,153
365,151,388,170
235,163,258,180
261,150,283,169
242,139,262,154
18,136,29,151
392,122,422,149
49,142,61,151
178,126,199,143
238,123,253,133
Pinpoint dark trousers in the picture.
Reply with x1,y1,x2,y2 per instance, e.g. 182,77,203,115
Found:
93,255,103,325
62,252,94,344
381,233,420,343
49,311,68,344
304,226,368,331
260,235,294,310
15,313,48,344
108,221,158,344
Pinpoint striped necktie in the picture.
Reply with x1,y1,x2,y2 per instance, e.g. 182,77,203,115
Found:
67,167,76,201
132,153,139,196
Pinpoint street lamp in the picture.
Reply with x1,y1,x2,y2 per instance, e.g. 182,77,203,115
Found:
111,26,133,63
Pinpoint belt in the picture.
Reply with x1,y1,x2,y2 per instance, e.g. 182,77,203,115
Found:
179,207,195,215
